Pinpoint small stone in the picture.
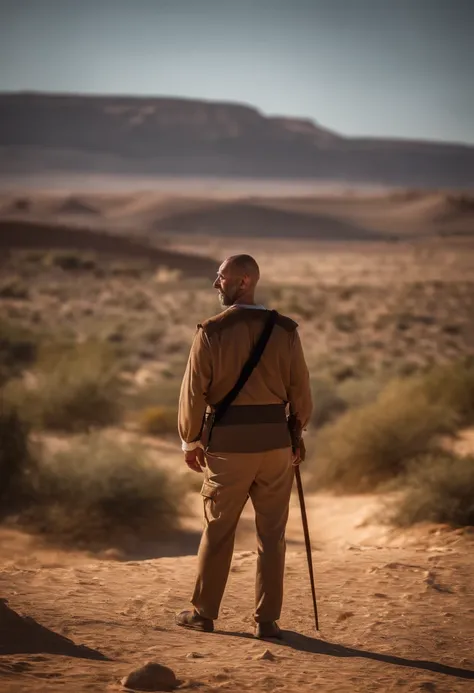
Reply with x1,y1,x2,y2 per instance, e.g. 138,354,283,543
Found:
121,662,177,691
254,649,276,661
186,652,205,659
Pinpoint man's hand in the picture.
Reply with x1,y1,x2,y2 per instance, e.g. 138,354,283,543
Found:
184,447,205,473
292,448,302,466
292,438,306,466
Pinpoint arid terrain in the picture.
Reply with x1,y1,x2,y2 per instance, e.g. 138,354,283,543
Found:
1,184,474,692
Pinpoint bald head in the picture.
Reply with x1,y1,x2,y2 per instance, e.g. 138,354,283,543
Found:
225,254,260,284
214,254,260,306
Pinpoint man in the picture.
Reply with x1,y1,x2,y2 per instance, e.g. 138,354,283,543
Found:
176,254,312,639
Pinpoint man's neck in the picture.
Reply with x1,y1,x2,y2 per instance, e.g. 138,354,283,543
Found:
231,296,256,306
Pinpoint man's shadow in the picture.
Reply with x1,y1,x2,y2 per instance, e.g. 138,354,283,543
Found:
216,629,474,681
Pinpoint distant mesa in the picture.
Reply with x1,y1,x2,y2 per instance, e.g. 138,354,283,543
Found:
0,92,473,187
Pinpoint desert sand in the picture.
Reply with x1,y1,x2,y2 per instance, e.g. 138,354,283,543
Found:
1,473,474,693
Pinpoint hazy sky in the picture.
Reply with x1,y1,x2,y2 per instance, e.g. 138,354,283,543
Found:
1,0,473,144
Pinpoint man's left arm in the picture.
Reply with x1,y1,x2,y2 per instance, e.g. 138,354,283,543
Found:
178,327,212,470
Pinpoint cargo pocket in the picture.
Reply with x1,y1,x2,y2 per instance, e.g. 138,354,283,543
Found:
200,480,220,524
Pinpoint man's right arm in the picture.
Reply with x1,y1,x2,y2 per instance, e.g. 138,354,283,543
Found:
287,329,313,435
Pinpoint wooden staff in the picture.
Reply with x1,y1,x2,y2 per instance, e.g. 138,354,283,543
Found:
294,465,320,631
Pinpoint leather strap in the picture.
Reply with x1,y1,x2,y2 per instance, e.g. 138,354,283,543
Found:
213,309,278,425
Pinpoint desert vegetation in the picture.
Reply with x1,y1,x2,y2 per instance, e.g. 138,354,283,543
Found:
307,360,474,485
0,403,185,550
1,196,474,548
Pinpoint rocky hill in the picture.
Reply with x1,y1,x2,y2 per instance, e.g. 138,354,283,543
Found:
1,92,474,187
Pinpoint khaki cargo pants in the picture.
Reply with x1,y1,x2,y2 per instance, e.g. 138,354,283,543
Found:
191,447,294,623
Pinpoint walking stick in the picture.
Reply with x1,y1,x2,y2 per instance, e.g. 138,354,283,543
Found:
294,465,320,631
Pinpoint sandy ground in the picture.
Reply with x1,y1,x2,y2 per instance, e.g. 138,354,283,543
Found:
1,184,474,690
1,477,473,693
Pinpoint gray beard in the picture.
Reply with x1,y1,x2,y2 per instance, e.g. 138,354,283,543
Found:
218,290,236,307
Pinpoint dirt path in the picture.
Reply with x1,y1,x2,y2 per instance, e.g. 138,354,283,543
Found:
1,487,473,693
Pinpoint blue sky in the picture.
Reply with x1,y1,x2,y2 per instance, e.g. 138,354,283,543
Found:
1,0,473,144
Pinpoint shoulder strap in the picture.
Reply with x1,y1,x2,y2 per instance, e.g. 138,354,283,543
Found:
213,309,278,425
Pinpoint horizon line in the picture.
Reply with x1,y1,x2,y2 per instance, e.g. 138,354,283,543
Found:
1,88,473,150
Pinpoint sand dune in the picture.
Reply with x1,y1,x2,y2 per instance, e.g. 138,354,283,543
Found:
1,189,473,244
153,200,388,241
56,196,101,216
0,218,217,277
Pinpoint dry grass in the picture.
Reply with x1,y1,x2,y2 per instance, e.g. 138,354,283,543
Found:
388,451,474,528
1,430,185,549
136,406,178,437
308,363,474,493
3,341,123,432
0,318,41,385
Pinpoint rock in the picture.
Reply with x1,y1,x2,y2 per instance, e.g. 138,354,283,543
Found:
254,649,276,661
185,652,205,659
121,662,177,691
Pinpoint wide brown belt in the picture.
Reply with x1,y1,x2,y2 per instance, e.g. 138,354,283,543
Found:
209,403,287,427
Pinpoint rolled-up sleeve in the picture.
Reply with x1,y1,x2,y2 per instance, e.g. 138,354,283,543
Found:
178,327,213,446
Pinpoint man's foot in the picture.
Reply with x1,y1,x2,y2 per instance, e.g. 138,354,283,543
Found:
176,609,214,633
254,621,283,640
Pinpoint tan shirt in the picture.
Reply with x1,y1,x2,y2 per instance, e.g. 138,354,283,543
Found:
178,305,313,453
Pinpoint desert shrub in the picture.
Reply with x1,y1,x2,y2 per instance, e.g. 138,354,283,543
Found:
7,433,184,548
6,341,123,432
310,378,456,492
310,378,348,429
0,319,40,384
0,403,32,515
0,278,29,300
337,374,388,410
126,379,181,410
333,311,357,333
137,406,178,436
110,263,145,278
415,360,474,427
389,451,474,528
44,251,97,271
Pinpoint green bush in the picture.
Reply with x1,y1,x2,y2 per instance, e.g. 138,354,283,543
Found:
310,378,456,492
5,433,185,549
389,451,474,528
